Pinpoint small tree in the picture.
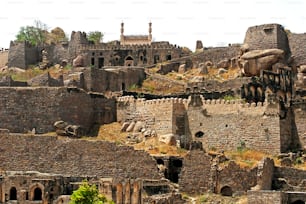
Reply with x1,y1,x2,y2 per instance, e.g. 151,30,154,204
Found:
70,180,113,204
87,31,103,44
15,20,48,46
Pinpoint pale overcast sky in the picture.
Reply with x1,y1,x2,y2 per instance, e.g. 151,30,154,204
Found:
0,0,305,50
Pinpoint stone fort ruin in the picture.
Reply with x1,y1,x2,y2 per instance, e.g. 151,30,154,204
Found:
0,23,306,203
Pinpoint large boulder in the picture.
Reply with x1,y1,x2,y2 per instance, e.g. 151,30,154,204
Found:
72,54,85,67
238,49,284,76
217,59,230,69
158,134,177,146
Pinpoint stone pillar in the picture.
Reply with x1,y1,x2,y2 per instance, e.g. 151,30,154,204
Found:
116,183,123,204
131,180,141,204
124,180,131,204
196,40,203,51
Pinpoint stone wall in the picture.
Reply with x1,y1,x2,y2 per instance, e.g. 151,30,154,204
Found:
165,45,240,69
217,161,257,194
288,33,306,66
273,166,306,191
83,67,146,93
117,95,302,154
188,99,283,154
293,101,306,150
248,190,287,204
0,50,8,67
178,150,213,194
191,45,241,68
244,24,290,55
0,133,162,180
8,41,39,69
0,87,115,133
117,96,186,136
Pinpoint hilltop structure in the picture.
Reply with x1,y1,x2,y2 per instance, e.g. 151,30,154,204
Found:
0,23,306,203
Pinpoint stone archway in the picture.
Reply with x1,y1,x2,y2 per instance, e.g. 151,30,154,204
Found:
33,187,42,200
29,183,44,201
125,56,134,66
220,186,233,196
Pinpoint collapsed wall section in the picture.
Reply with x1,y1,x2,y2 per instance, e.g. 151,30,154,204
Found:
0,133,162,180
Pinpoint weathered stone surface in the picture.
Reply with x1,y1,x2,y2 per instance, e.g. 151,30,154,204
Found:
0,87,115,134
241,49,284,60
252,157,274,190
0,134,163,180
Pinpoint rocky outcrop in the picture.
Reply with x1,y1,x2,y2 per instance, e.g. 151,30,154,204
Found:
72,54,85,67
238,49,284,76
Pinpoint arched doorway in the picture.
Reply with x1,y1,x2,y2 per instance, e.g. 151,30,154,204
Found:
125,56,134,66
33,187,42,200
220,186,233,196
9,187,17,200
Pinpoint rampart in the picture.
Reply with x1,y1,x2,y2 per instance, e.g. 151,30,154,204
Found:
244,24,290,56
197,99,281,153
0,87,115,133
0,133,162,180
117,95,292,154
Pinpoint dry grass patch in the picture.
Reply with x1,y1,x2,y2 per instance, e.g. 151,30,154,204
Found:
134,137,187,156
96,122,128,144
225,149,271,169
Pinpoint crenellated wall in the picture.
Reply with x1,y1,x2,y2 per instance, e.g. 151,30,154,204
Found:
195,99,282,154
117,96,187,135
116,95,296,154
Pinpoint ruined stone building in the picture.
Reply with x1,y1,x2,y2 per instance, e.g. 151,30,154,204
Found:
7,22,187,69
